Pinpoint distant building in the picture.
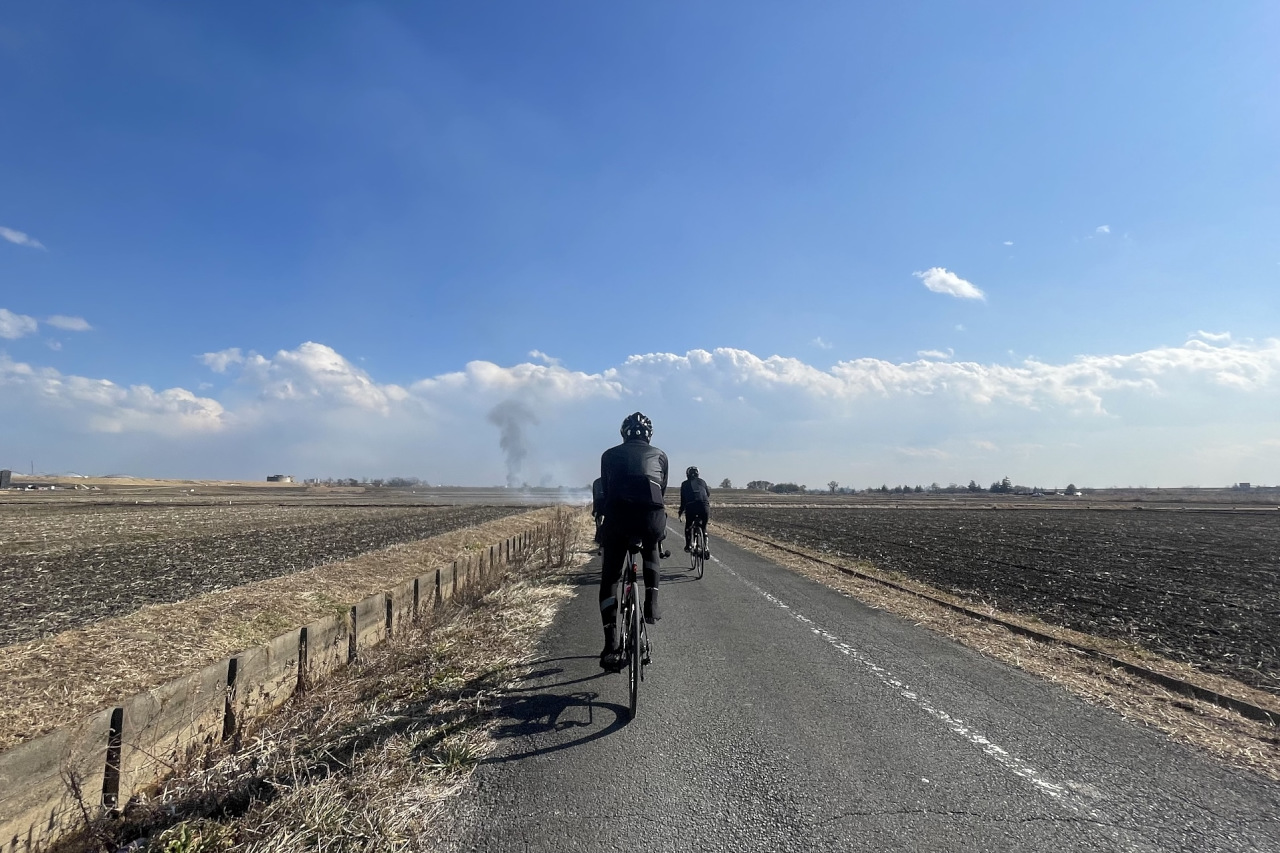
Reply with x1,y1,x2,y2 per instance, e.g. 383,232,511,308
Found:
266,474,294,483
0,469,10,489
1235,482,1252,490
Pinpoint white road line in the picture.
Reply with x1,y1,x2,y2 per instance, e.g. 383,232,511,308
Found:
668,528,1075,791
669,527,1172,850
717,557,1076,799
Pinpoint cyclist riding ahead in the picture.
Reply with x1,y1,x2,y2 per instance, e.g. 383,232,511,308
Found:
679,466,711,559
591,476,605,551
597,412,669,670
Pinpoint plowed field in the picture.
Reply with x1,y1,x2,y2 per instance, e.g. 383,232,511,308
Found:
717,507,1280,696
0,503,526,645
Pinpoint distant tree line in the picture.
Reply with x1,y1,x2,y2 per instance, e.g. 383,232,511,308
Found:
743,480,806,494
304,476,428,488
730,477,1082,496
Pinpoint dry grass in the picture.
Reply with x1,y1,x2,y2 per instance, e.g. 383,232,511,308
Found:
714,522,1280,782
50,507,591,853
0,507,573,752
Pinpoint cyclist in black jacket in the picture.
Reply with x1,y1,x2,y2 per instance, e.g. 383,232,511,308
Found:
591,476,605,548
678,466,711,558
597,412,669,669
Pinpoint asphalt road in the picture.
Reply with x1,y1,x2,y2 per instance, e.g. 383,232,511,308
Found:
437,526,1280,852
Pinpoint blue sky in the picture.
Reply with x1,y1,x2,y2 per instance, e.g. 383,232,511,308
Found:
3,2,1279,487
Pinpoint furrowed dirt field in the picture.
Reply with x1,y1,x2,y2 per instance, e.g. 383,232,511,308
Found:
716,506,1280,696
0,501,527,645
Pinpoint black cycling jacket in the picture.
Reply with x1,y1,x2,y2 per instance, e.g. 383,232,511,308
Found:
600,437,669,513
591,477,605,516
679,477,711,515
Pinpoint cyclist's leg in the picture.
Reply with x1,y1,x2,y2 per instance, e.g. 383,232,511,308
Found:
598,537,626,665
683,515,693,548
641,509,665,623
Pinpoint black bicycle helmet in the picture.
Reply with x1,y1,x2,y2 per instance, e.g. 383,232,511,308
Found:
686,466,699,480
620,411,653,441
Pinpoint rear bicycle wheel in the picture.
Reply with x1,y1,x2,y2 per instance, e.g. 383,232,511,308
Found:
694,528,705,579
627,585,641,718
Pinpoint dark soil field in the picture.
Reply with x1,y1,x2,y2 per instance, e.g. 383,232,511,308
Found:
0,502,527,646
716,506,1280,696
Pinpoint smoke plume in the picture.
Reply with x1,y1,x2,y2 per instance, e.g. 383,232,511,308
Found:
487,399,538,487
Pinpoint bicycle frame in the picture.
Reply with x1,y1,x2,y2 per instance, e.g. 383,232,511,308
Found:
617,543,650,719
688,520,707,578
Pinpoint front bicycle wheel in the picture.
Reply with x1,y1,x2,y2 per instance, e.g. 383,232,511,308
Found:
628,586,641,718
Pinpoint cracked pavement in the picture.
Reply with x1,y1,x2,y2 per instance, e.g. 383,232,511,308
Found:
434,528,1280,852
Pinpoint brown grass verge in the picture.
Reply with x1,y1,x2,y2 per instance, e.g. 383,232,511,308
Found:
48,508,591,853
0,507,573,752
713,522,1280,782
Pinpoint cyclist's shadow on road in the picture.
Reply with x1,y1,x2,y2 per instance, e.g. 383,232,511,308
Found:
481,658,632,764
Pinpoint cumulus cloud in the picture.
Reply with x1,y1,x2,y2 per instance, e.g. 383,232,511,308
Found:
413,356,621,403
914,267,986,300
917,348,954,360
1096,225,1111,235
238,342,408,414
0,308,39,339
201,348,245,373
812,337,833,350
46,315,92,332
0,226,46,250
0,354,228,435
6,337,1280,487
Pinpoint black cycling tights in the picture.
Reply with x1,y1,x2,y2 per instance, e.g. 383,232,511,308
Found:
599,536,660,631
684,511,708,544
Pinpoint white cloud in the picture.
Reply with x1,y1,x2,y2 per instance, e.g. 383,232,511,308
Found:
895,447,948,460
1095,225,1110,235
5,337,1280,488
414,355,620,403
529,349,562,367
1193,330,1232,343
0,354,228,436
238,342,408,415
47,340,62,351
913,267,986,301
0,308,39,339
200,348,245,373
812,337,833,350
917,348,954,360
1003,241,1013,246
46,315,92,332
0,226,46,250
